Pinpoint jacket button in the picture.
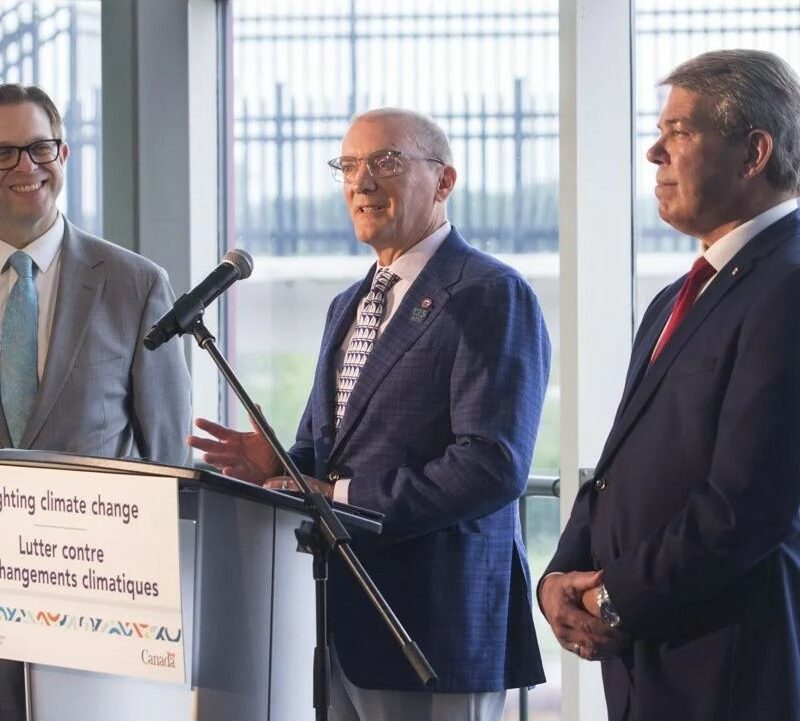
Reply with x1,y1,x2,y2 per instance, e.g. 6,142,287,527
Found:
594,475,607,490
327,470,340,482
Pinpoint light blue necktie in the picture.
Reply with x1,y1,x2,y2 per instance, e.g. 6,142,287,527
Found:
1,251,39,446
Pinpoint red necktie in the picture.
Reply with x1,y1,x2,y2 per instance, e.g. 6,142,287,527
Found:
650,256,716,362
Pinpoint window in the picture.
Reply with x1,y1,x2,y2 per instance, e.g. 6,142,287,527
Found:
634,0,800,319
0,0,102,234
222,1,561,717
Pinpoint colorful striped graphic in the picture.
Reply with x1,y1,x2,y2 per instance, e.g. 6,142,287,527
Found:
0,605,181,642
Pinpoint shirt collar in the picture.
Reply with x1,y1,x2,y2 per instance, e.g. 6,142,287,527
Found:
0,213,64,274
377,221,451,284
704,198,798,272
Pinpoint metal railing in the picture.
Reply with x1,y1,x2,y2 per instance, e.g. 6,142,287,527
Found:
234,80,558,255
526,474,559,498
3,2,799,255
230,0,559,255
518,474,559,720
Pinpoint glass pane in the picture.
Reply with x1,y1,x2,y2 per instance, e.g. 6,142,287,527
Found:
524,495,561,720
0,0,102,235
634,0,800,321
225,1,561,718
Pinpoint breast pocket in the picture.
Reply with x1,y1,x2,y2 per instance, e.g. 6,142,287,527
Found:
663,355,725,433
362,347,450,449
65,355,128,426
389,346,449,405
669,356,717,378
73,353,125,373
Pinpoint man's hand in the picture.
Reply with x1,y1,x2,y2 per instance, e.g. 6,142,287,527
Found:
582,584,602,618
263,474,334,499
582,584,616,621
540,570,631,661
187,416,282,483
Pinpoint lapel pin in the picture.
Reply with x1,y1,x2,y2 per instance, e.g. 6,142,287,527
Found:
410,297,434,323
731,266,739,276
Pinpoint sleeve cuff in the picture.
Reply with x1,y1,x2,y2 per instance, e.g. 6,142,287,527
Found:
536,571,564,614
332,478,351,504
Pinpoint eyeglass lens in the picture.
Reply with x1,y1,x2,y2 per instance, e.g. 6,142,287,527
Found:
0,140,60,170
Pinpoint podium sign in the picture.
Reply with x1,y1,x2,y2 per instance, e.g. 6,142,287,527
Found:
0,465,184,682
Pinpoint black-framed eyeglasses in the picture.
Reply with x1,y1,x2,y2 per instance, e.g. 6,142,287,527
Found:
327,149,444,183
0,139,62,171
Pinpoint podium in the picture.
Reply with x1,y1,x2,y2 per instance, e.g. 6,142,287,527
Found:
0,450,381,721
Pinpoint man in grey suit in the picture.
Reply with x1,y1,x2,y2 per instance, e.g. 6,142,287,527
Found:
0,84,191,718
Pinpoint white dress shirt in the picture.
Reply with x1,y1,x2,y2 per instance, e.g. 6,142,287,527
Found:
336,221,452,362
703,197,799,277
0,213,65,379
653,197,799,350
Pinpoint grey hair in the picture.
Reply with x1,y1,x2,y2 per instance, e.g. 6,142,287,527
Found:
661,49,800,192
0,83,64,138
350,107,454,165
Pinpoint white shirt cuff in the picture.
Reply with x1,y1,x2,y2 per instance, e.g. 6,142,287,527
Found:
332,478,351,504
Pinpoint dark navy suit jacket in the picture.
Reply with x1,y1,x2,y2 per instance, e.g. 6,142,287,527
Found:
288,228,551,692
545,211,800,721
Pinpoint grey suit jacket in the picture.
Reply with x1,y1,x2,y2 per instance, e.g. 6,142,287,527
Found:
0,220,192,465
0,222,192,719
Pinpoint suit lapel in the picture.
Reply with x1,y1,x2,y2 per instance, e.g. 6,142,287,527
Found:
330,229,468,458
21,222,105,449
596,213,797,473
615,283,680,420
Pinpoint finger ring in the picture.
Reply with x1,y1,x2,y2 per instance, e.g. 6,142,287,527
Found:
281,480,289,491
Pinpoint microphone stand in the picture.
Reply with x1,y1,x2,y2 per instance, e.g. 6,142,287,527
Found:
188,317,437,720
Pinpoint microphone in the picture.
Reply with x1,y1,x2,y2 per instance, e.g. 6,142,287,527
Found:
143,248,253,350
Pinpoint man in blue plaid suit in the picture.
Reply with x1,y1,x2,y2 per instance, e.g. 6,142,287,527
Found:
189,108,551,721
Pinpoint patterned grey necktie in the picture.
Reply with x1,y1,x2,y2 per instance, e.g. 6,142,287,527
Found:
335,267,399,429
1,251,39,447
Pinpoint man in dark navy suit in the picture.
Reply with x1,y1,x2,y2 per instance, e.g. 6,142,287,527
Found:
540,50,800,721
189,108,551,720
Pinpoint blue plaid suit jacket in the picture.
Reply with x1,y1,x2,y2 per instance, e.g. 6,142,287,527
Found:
289,227,551,692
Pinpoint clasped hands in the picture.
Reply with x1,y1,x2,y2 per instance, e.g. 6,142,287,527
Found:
540,570,631,661
186,417,334,498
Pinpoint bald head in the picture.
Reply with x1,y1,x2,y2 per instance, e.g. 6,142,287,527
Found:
350,108,453,166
